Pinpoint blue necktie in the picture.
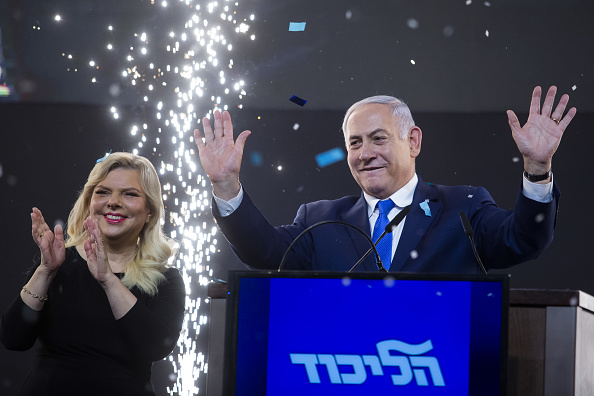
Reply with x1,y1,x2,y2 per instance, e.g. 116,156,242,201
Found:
372,199,396,270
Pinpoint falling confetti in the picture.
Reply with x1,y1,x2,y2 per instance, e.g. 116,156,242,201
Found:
289,95,307,106
315,147,345,168
249,151,263,167
288,22,307,32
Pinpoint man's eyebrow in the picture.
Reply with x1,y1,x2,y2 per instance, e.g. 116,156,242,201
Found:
350,128,387,139
368,128,387,136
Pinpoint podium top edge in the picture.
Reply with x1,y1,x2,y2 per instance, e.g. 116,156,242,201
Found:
208,281,594,309
510,289,594,311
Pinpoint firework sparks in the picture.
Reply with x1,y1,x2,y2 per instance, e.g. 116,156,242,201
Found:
56,1,254,394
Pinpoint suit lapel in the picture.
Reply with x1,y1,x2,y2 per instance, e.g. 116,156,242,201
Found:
341,194,378,271
391,178,441,271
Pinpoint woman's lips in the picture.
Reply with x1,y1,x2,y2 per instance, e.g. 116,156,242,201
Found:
104,214,126,224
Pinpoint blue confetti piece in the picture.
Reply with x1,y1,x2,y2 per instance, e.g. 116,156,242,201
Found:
249,151,263,167
96,150,112,163
289,22,306,31
315,147,345,168
419,200,431,217
289,95,307,106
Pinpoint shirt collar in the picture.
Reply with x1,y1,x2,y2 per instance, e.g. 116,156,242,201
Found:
364,173,418,218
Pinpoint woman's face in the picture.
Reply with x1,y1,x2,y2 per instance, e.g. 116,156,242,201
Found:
89,168,151,247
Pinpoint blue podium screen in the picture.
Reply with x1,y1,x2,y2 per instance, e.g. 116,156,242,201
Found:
226,272,508,396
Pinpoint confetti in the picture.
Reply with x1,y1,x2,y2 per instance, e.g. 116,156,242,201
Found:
289,95,307,106
96,150,112,163
289,22,307,32
249,151,263,167
315,147,345,168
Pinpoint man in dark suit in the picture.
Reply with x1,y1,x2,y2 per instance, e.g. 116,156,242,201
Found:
194,86,576,273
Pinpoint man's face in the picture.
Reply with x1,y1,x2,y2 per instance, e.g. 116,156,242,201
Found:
345,103,421,199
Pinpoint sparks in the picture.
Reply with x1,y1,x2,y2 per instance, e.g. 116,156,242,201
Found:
55,2,255,394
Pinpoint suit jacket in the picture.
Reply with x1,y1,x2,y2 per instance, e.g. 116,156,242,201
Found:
213,177,560,274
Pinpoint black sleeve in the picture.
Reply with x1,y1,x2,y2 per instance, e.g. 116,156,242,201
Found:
115,267,186,361
0,295,43,351
0,258,43,351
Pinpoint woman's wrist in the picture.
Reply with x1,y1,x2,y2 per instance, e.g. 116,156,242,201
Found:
21,286,48,302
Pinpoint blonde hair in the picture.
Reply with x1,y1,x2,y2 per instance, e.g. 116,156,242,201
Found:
342,95,416,140
65,152,176,295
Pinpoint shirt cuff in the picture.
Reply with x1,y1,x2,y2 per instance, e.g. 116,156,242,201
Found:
213,185,244,217
522,173,554,203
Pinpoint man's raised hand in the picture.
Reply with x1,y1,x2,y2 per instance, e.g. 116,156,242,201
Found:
194,110,251,201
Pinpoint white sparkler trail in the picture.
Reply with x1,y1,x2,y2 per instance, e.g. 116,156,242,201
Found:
58,1,254,394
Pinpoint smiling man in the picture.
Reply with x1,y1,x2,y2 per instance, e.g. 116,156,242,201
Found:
195,86,576,273
345,100,421,200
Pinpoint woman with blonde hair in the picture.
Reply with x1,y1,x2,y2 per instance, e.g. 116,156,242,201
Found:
1,152,186,396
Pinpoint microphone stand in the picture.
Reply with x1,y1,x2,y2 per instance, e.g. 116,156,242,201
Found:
277,220,384,272
459,211,488,275
349,205,411,272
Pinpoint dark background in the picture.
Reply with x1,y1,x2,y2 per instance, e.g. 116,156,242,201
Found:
1,0,593,395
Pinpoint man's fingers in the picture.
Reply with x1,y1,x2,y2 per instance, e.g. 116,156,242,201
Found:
202,117,214,142
194,129,206,149
235,130,252,153
222,111,233,138
506,110,521,133
529,86,542,115
213,110,224,139
558,106,577,131
541,86,557,117
550,93,569,123
197,111,242,150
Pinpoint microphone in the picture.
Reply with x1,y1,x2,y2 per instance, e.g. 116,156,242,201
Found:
277,220,382,272
459,211,487,275
348,205,412,273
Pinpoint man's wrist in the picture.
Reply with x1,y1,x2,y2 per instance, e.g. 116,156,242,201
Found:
523,169,552,183
212,179,241,201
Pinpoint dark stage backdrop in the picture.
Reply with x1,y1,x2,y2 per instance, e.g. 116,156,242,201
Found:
0,103,592,394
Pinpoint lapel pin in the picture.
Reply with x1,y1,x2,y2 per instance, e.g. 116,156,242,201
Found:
419,200,431,217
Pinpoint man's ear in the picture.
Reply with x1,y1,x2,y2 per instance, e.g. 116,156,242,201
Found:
409,126,422,158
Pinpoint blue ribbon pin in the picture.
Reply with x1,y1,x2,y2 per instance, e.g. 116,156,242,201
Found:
419,200,431,217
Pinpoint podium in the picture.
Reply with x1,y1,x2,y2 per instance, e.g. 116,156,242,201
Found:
207,274,594,395
508,289,594,395
207,271,512,395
